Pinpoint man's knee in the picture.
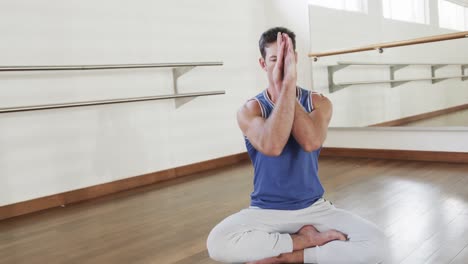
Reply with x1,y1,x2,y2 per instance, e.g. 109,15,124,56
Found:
206,225,247,263
207,225,274,263
206,226,229,262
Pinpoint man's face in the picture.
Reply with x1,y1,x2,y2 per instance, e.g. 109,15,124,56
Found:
259,42,297,85
259,43,279,83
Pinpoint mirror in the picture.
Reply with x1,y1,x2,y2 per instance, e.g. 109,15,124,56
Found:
308,0,468,127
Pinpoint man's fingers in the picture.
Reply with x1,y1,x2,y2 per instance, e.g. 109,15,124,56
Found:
283,33,293,59
287,35,294,54
282,33,289,56
281,33,294,65
280,34,289,69
276,35,285,71
276,32,282,49
283,34,288,55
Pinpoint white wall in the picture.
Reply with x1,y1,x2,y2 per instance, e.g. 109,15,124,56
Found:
309,0,468,127
0,0,270,206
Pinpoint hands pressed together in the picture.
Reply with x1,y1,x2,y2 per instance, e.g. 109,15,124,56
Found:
272,32,297,92
272,32,330,116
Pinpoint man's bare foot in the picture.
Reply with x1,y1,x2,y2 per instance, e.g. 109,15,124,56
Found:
246,226,347,263
297,225,348,247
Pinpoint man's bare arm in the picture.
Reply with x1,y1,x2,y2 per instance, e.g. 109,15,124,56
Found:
237,88,296,156
237,34,297,156
291,93,333,152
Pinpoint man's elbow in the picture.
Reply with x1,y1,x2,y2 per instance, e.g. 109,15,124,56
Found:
261,144,284,157
303,141,322,152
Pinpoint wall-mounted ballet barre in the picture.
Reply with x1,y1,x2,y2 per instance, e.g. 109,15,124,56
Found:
0,91,224,114
0,61,224,113
328,61,468,93
308,31,468,61
0,62,223,71
331,75,468,93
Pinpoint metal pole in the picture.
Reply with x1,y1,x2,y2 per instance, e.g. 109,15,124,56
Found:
0,91,225,114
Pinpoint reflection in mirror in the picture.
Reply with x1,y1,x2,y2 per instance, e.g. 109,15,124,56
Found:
308,0,468,127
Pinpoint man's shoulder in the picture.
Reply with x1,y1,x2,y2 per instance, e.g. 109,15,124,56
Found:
240,99,263,117
239,89,267,115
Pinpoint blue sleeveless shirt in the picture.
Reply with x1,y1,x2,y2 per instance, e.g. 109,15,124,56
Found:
244,87,324,210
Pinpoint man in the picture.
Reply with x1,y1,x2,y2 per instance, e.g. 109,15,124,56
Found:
207,27,388,264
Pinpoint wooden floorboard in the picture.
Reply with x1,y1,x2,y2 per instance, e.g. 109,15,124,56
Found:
0,157,468,264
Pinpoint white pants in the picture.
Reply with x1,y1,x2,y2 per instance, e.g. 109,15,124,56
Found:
207,199,389,263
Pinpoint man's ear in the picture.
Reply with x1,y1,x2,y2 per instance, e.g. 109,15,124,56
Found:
259,57,267,71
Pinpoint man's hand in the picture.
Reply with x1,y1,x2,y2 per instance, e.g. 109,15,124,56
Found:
272,33,296,91
272,32,286,89
282,33,297,89
239,33,297,156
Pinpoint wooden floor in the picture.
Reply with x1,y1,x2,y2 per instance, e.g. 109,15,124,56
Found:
1,157,468,264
